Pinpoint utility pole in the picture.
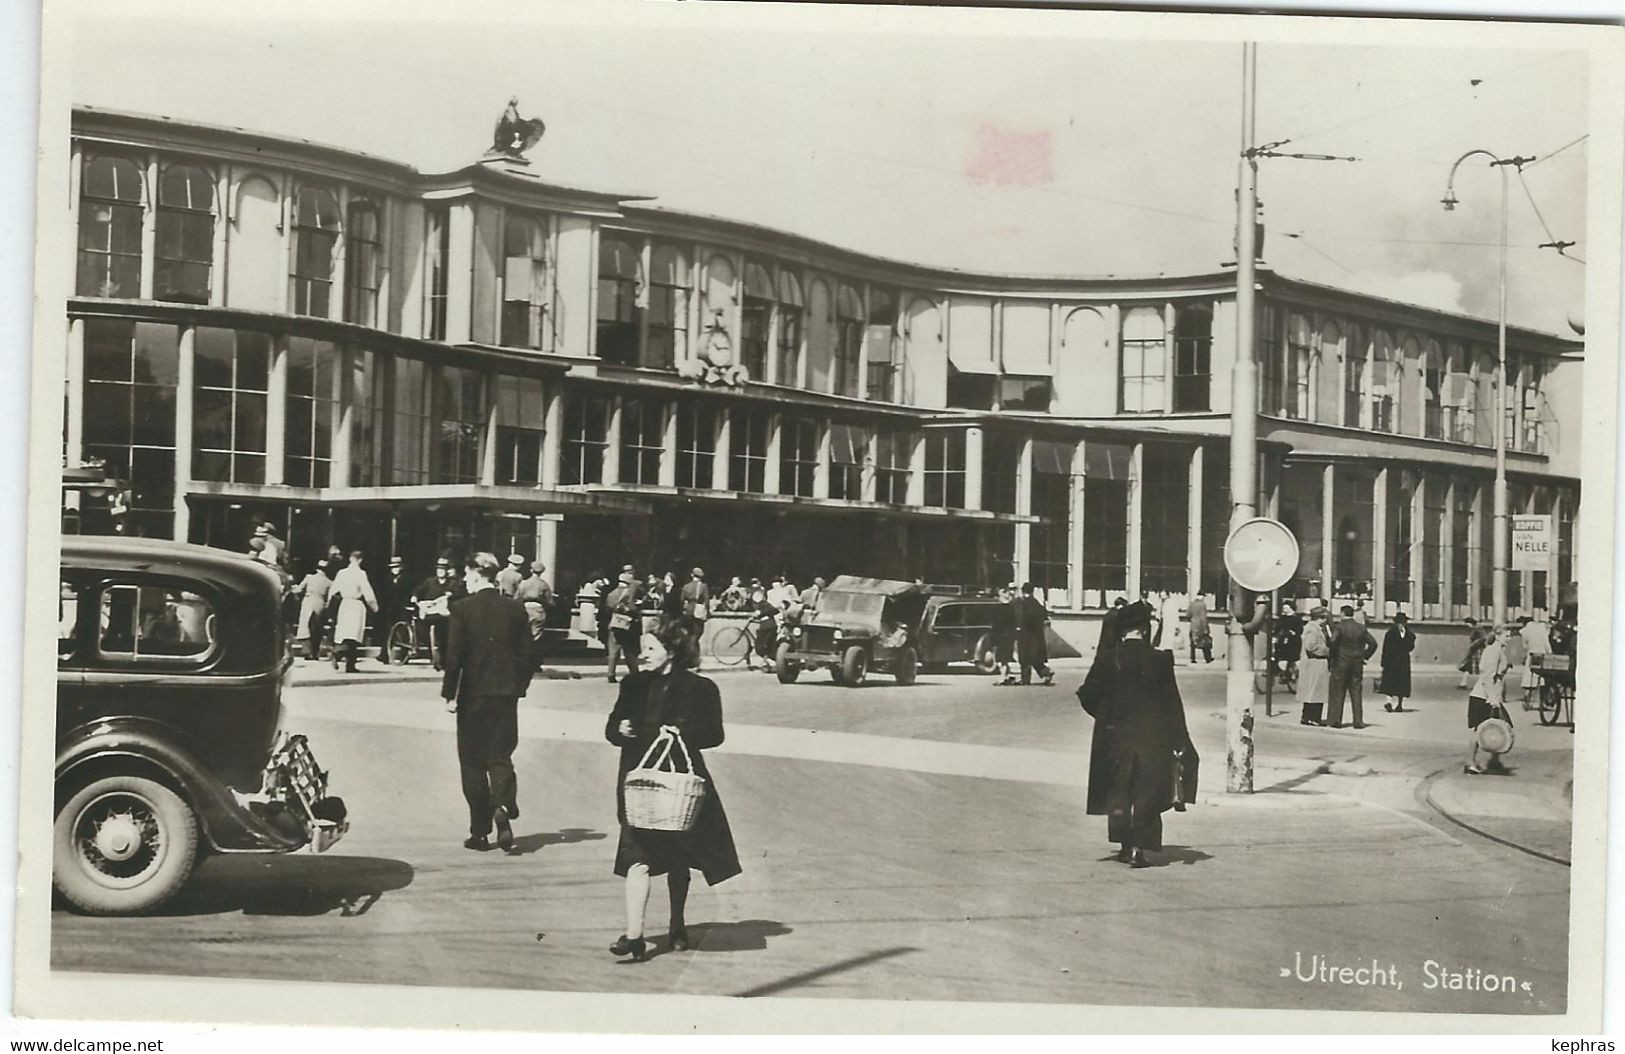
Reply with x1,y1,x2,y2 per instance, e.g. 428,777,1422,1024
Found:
1227,41,1260,794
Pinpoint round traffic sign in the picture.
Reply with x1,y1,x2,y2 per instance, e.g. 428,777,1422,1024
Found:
1223,517,1300,593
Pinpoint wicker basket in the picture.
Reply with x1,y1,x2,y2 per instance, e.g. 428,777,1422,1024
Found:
623,729,708,832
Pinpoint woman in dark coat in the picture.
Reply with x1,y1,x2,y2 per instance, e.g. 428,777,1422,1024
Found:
991,587,1019,685
1077,601,1198,868
604,620,741,961
1379,611,1417,712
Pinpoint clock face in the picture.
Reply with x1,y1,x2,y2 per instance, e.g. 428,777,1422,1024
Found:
1223,518,1300,593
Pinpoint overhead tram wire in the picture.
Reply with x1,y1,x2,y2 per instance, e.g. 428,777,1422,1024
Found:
1525,134,1588,169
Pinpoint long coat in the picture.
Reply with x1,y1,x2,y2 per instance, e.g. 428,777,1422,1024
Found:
1186,596,1211,645
295,570,331,641
1377,624,1416,697
605,668,741,886
1077,638,1199,824
440,587,538,703
1298,619,1330,704
329,565,378,644
1015,596,1050,662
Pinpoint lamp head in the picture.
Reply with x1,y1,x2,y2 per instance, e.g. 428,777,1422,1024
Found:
1440,191,1459,212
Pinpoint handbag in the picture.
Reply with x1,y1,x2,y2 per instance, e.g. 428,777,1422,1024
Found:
622,727,708,832
609,611,633,632
1475,703,1516,756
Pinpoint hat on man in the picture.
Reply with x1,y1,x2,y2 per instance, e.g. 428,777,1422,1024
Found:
618,572,635,585
507,553,526,566
691,566,704,578
253,524,269,537
1309,605,1330,618
1119,600,1155,632
435,556,452,568
388,555,403,567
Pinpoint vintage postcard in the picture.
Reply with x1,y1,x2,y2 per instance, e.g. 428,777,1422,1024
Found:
12,0,1622,1035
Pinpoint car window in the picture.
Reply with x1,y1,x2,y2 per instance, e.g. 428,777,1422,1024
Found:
99,583,217,660
821,593,883,617
59,580,80,661
933,605,963,628
958,604,999,630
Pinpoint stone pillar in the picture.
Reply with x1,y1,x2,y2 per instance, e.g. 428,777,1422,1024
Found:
1127,442,1144,599
765,298,781,387
1469,479,1484,618
481,371,499,487
855,283,871,401
906,432,927,506
860,428,878,504
1409,472,1425,614
658,404,678,488
332,345,354,488
539,386,562,489
963,426,984,512
535,515,560,580
813,422,831,500
602,396,623,486
764,413,783,495
1013,435,1033,584
65,319,84,469
1441,478,1456,617
1162,301,1177,414
333,185,349,323
1068,439,1087,608
1372,466,1388,612
211,167,230,308
1548,490,1563,613
264,335,288,486
172,325,196,540
139,153,158,301
1321,463,1335,601
1187,445,1204,597
276,173,292,315
712,408,732,492
444,203,476,344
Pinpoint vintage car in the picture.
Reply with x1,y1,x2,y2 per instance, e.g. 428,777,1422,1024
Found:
776,576,927,686
915,595,1004,673
55,536,347,915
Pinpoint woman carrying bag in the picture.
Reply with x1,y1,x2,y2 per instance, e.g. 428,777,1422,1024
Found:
604,620,741,962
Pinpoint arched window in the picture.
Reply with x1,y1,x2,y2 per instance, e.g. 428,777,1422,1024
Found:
1442,343,1470,442
344,198,382,326
290,186,341,317
777,271,804,386
1520,359,1545,452
1398,334,1421,434
1119,306,1165,413
501,213,549,349
1284,313,1313,420
595,237,641,366
1474,348,1497,446
1422,339,1445,439
647,244,689,369
740,260,774,381
1172,305,1212,412
1343,327,1368,428
834,284,865,398
1370,330,1397,432
77,156,145,299
1318,320,1344,425
866,288,899,402
154,163,214,305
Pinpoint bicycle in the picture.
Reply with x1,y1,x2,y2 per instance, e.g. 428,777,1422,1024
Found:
710,616,762,667
1253,659,1298,696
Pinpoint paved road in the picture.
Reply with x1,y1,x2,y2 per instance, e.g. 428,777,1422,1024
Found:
51,663,1573,1014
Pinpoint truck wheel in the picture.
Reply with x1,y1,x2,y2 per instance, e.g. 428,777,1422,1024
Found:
841,646,868,687
973,634,999,674
54,775,198,915
894,646,919,686
775,643,800,684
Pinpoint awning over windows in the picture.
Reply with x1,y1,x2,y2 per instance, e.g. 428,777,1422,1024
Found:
600,238,639,279
1085,442,1134,480
744,261,774,301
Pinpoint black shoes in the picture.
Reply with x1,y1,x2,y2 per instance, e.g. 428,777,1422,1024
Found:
610,935,649,962
464,835,492,851
669,926,691,952
493,805,514,852
1351,723,1369,730
1115,846,1132,863
1128,849,1151,868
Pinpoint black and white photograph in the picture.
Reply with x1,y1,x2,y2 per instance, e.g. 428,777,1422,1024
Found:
10,0,1624,1035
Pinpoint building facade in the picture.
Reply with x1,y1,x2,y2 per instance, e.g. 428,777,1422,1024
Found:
60,107,1582,644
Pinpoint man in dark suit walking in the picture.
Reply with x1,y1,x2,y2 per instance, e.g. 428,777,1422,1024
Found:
1015,582,1055,686
1325,605,1379,729
442,552,540,852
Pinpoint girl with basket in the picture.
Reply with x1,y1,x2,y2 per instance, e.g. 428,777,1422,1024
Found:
604,620,741,962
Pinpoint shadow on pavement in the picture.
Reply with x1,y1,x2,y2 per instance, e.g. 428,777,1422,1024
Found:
504,828,607,856
733,945,917,997
1150,845,1213,866
140,855,415,918
682,918,793,952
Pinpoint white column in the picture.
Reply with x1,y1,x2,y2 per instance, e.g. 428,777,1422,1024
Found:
813,421,831,500
1068,439,1087,607
795,268,811,390
535,515,560,580
211,167,230,307
855,283,871,401
264,335,287,486
276,173,292,315
444,203,475,344
375,197,393,331
139,154,159,300
765,298,781,387
860,427,878,503
1548,490,1563,613
172,325,196,540
764,413,783,495
602,397,623,486
333,184,349,323
69,144,82,251
481,371,499,487
990,300,1005,412
1372,466,1388,611
1014,435,1034,584
712,408,732,492
906,431,927,506
1127,442,1144,599
1441,478,1456,617
65,319,84,469
332,346,354,488
539,387,563,488
1187,445,1204,597
1469,479,1484,618
658,404,678,488
1321,463,1335,600
1409,472,1425,614
1162,301,1177,414
963,426,984,511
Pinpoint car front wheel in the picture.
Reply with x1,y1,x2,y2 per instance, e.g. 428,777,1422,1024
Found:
841,646,868,687
775,643,800,684
54,775,199,915
894,646,919,686
973,633,999,674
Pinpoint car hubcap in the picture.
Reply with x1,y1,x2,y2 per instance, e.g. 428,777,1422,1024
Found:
77,794,162,881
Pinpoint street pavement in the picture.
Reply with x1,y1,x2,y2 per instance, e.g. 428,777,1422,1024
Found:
52,654,1575,1016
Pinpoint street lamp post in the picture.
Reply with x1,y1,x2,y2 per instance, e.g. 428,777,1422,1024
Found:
1441,149,1533,627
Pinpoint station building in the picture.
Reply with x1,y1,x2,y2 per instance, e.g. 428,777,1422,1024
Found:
59,107,1582,649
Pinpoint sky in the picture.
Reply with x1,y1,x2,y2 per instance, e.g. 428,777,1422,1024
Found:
63,0,1595,335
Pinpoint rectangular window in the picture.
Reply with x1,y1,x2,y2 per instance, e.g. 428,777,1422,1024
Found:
193,327,269,485
828,423,866,501
1333,468,1377,600
154,165,214,305
82,319,179,538
873,430,913,505
344,202,382,327
1000,376,1052,412
1120,308,1165,413
675,404,715,489
1422,478,1445,608
1385,473,1414,611
946,366,995,410
833,317,863,399
727,408,770,494
436,366,484,485
388,357,433,485
560,394,609,486
1557,494,1574,601
1173,308,1213,413
619,398,665,485
1451,482,1476,616
982,433,1021,515
495,375,547,485
98,583,215,660
352,349,381,487
1031,440,1074,602
776,306,803,386
1285,334,1313,420
779,417,818,498
424,207,450,341
923,430,967,509
865,321,896,403
1199,448,1232,598
1082,442,1133,594
77,157,144,300
501,215,550,350
646,249,688,370
741,300,770,382
1140,443,1189,594
285,336,336,488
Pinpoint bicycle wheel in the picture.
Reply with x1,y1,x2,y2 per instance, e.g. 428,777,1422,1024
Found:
387,621,415,665
1538,684,1561,726
711,623,753,666
1253,670,1269,694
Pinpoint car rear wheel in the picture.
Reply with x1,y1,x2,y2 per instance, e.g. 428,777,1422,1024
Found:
54,775,198,915
972,633,999,674
775,642,800,684
894,646,918,686
841,646,868,687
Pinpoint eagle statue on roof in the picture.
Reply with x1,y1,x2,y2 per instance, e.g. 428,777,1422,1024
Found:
488,98,546,161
